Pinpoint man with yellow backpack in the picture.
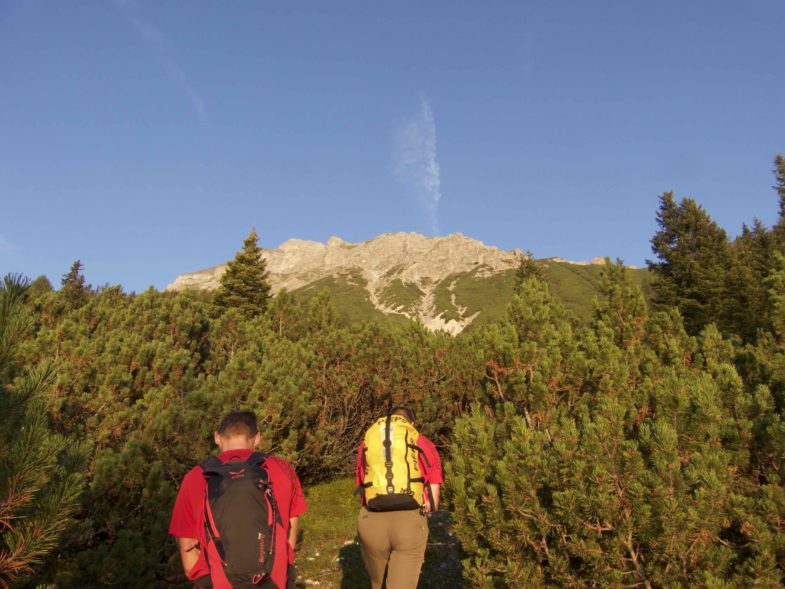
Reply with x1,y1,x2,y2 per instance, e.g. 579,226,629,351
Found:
355,407,443,589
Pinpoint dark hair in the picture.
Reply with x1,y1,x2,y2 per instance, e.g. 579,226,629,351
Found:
218,411,258,437
390,406,416,423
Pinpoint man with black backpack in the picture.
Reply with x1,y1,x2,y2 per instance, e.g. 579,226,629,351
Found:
355,407,443,589
169,411,307,589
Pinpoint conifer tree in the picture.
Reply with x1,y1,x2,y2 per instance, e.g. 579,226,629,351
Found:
765,252,785,342
514,250,545,293
27,275,53,300
648,192,733,335
0,274,86,587
449,290,785,587
215,228,272,317
592,258,648,350
771,154,785,246
775,154,785,221
732,219,774,339
478,276,585,431
59,260,89,309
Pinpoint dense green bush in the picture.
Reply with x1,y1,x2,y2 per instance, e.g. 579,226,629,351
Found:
14,280,478,587
0,275,87,588
10,260,785,587
447,270,785,588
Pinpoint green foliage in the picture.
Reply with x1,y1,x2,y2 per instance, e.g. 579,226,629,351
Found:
732,219,775,340
514,250,546,289
215,228,272,317
774,154,785,235
59,261,89,310
0,274,87,588
448,268,785,587
26,277,53,301
542,261,651,323
648,160,785,342
11,279,483,586
294,272,405,327
592,258,648,349
378,279,424,314
432,266,519,327
648,193,733,336
765,252,785,339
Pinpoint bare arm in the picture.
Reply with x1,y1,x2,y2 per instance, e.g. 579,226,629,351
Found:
289,517,299,553
176,537,200,577
428,484,441,512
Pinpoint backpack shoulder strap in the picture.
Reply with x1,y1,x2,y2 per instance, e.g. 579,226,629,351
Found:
199,455,223,474
248,452,284,528
383,414,395,494
246,451,268,466
407,444,432,468
199,456,227,504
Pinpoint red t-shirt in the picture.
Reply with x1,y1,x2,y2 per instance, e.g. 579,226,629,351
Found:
355,434,443,506
169,449,307,589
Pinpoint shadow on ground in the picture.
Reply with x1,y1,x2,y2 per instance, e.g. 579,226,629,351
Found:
338,510,463,589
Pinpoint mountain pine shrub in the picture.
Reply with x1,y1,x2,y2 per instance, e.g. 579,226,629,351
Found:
0,275,87,588
448,265,785,588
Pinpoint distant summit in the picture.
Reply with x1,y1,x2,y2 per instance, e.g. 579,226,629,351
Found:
167,232,645,333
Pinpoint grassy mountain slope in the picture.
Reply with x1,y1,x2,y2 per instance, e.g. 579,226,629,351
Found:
293,270,411,327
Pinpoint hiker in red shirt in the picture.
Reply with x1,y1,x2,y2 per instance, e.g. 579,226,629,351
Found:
170,411,307,589
355,406,443,589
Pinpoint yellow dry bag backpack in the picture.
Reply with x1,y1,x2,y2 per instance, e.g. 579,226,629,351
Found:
360,414,428,511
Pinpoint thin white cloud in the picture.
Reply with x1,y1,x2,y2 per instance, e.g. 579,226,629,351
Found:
394,97,442,235
111,0,206,120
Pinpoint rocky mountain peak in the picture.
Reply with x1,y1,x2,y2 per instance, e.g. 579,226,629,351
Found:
165,232,607,334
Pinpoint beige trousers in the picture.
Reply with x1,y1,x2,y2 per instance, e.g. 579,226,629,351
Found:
357,507,429,589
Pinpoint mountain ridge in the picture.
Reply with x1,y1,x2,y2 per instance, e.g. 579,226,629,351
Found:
166,232,640,333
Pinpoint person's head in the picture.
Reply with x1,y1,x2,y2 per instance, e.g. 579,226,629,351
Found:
390,406,416,426
214,410,260,452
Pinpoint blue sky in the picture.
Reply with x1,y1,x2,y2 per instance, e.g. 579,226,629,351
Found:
1,1,784,292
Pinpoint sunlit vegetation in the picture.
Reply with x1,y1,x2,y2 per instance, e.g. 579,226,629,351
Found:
2,156,784,588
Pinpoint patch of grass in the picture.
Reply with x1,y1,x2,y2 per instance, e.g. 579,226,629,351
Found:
293,274,383,327
383,265,405,278
437,262,651,329
543,262,651,321
378,279,424,314
431,267,517,328
542,262,603,321
451,268,518,329
295,478,363,588
295,478,463,588
432,276,463,323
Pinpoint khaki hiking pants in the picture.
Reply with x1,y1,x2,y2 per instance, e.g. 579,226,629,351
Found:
357,506,429,589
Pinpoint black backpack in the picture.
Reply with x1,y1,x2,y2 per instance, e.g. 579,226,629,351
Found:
200,452,282,588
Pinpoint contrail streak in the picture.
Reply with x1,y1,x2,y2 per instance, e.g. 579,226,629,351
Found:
112,0,206,120
395,97,442,235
